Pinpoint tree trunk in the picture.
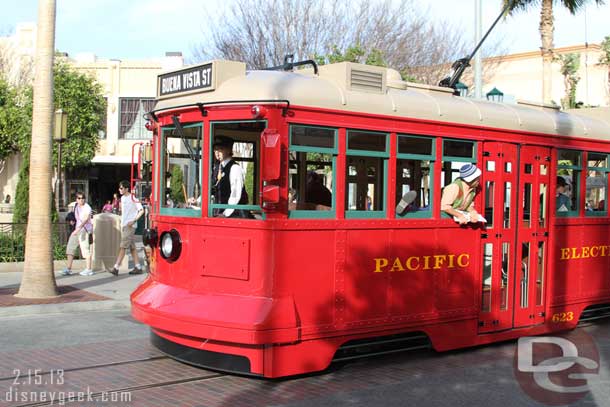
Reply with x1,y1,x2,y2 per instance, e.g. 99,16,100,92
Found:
16,0,58,298
539,0,554,104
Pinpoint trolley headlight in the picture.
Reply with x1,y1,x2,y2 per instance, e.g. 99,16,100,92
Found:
159,229,181,263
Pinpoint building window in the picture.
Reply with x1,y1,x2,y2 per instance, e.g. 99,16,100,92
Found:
288,125,337,218
556,149,581,216
98,97,108,139
346,130,389,218
396,135,435,218
119,98,156,139
585,152,608,216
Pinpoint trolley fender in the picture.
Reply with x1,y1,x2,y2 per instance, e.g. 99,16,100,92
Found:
131,279,299,331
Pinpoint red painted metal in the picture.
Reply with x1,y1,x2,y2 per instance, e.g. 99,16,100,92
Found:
132,102,610,378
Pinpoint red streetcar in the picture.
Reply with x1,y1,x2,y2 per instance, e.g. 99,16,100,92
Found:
131,59,610,378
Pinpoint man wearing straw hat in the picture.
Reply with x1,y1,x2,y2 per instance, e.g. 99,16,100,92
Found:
441,163,484,225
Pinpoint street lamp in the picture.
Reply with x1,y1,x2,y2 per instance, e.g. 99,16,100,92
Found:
455,82,469,97
486,87,504,103
54,109,68,210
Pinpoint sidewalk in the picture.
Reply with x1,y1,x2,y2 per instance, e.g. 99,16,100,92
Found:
0,258,147,318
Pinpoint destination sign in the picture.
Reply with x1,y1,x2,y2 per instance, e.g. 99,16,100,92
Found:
158,63,213,97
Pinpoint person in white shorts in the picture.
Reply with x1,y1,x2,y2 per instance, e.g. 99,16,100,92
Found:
61,192,94,276
110,180,144,275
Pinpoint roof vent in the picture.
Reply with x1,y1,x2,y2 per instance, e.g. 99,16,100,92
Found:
349,66,385,93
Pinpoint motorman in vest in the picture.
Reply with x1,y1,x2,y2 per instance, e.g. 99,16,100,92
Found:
441,163,483,225
213,136,250,218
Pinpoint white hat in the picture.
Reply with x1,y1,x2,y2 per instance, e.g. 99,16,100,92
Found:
459,163,481,182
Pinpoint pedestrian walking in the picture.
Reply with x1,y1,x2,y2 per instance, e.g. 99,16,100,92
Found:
109,180,144,275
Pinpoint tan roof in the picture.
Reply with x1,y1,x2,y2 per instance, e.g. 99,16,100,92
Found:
155,60,610,142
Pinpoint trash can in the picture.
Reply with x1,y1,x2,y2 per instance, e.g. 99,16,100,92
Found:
92,213,121,272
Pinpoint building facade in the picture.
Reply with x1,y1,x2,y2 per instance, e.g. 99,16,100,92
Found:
478,44,608,107
67,52,183,210
0,23,183,213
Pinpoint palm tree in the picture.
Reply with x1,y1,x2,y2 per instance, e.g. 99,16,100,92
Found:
503,0,605,104
17,0,58,298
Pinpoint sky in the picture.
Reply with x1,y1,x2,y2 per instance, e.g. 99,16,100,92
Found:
0,0,609,61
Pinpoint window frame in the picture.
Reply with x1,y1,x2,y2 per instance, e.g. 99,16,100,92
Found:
345,129,389,219
556,149,581,218
585,151,609,217
118,97,156,140
440,138,478,219
207,119,267,218
288,124,338,219
159,122,203,218
396,134,436,219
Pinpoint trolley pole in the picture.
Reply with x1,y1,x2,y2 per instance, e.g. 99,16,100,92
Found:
474,0,483,99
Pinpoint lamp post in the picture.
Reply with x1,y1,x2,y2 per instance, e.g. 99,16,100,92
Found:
486,87,504,103
53,109,67,210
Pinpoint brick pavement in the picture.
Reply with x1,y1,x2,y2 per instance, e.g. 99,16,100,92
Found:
0,319,607,406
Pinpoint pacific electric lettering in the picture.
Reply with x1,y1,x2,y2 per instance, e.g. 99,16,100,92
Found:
374,254,470,273
560,245,610,260
159,64,213,96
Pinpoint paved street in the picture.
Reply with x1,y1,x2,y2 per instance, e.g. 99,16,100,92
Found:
0,307,608,407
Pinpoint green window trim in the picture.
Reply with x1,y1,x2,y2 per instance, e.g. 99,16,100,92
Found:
345,131,389,218
441,138,477,162
585,152,608,217
557,149,582,217
396,134,435,219
289,124,338,153
346,129,390,157
396,167,435,219
345,160,388,218
288,125,338,219
207,120,267,218
160,207,202,217
160,123,203,218
397,134,436,159
288,157,337,219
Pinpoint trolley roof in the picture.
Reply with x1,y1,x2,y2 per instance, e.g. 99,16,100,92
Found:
155,60,610,141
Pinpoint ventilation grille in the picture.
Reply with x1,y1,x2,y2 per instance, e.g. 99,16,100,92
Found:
350,68,384,93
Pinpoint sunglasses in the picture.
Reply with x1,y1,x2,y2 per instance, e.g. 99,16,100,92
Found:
77,197,85,200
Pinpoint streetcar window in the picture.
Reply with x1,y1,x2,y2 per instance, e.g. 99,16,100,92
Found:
440,139,477,218
291,126,335,149
556,149,581,216
348,130,387,152
536,241,545,306
442,139,475,159
289,125,336,218
481,243,493,313
585,152,608,216
398,135,433,155
209,121,265,219
160,123,202,217
346,130,388,217
396,135,434,218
